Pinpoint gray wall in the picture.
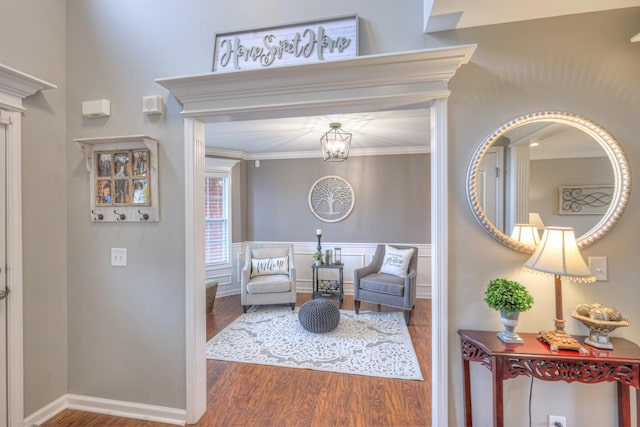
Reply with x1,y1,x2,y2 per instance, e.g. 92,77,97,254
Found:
431,8,640,426
246,155,430,244
63,0,425,413
13,1,639,424
0,0,69,415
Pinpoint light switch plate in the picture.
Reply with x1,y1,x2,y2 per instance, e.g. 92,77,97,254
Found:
588,256,607,281
111,248,127,267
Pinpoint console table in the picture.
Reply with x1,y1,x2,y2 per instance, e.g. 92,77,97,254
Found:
311,263,344,308
458,329,640,427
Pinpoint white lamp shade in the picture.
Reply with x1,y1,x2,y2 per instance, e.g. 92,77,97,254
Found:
524,227,595,283
510,224,540,246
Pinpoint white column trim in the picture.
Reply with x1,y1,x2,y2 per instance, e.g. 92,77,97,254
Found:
431,98,448,427
184,118,206,423
0,65,55,427
6,110,24,427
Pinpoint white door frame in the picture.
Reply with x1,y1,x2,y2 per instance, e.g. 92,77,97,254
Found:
0,64,56,427
156,45,476,426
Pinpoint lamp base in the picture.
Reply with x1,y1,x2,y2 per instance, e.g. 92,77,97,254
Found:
538,329,589,354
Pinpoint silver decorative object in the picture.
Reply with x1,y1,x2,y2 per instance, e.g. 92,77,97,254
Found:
497,309,524,344
320,122,352,162
571,303,629,350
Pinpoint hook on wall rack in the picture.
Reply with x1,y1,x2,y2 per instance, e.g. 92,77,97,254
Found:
75,135,160,223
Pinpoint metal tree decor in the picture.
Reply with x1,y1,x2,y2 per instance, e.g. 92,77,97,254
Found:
308,176,355,222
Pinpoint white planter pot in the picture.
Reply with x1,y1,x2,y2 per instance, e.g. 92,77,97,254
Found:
496,309,524,344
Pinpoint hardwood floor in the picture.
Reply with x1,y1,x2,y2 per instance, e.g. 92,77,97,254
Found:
43,294,431,426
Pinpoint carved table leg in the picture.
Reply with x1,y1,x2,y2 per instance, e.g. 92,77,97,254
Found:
637,387,640,427
492,356,504,427
617,382,630,427
462,357,472,427
636,386,639,427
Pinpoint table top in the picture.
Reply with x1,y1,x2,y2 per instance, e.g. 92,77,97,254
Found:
311,263,344,270
458,329,640,362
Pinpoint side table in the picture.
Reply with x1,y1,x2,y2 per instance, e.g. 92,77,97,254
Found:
458,329,640,427
311,263,344,308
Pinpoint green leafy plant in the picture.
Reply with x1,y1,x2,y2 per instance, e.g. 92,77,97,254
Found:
484,278,534,316
313,251,323,261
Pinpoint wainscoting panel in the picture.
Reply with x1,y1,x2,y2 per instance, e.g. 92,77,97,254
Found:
205,264,233,297
225,242,431,299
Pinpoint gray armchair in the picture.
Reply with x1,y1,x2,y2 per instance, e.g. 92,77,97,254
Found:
241,244,296,313
353,244,418,325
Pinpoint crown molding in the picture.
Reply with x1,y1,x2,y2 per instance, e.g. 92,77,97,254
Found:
205,145,430,160
0,63,56,111
156,45,476,124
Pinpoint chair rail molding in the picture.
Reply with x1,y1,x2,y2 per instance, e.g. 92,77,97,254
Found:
157,44,476,425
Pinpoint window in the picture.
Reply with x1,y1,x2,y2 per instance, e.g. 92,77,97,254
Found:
205,173,228,265
204,158,238,267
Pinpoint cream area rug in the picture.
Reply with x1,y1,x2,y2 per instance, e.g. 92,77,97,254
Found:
206,306,424,381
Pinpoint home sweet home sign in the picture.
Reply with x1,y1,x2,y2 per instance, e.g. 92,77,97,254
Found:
212,15,358,72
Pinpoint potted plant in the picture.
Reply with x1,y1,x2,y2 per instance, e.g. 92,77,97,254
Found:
313,251,323,266
484,278,534,344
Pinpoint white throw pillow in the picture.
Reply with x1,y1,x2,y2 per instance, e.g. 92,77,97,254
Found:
251,256,289,278
379,245,414,277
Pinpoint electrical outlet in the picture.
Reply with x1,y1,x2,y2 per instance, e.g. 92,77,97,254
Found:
111,248,127,267
548,415,566,427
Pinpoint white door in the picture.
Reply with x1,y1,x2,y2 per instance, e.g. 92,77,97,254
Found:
477,147,504,232
0,122,7,427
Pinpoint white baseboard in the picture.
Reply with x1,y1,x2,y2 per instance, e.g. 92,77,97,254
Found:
24,394,186,426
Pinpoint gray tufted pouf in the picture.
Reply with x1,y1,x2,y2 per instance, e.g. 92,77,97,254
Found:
298,299,341,333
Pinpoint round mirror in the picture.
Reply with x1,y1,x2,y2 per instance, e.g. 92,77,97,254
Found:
467,111,631,253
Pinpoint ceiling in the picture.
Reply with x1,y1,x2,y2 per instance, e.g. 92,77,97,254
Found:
205,1,640,157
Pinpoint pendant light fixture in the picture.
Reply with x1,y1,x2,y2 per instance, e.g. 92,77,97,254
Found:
320,122,352,162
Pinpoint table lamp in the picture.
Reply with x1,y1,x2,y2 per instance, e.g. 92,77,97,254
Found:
523,227,595,353
510,224,540,247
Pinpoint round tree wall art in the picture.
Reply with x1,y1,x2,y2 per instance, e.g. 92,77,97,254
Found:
308,176,355,222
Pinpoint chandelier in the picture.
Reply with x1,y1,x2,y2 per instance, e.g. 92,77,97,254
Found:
320,122,352,162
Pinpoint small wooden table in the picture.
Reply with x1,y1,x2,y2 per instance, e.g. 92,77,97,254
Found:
311,263,344,308
458,329,640,427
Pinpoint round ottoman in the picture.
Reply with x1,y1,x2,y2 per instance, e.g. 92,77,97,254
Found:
298,299,340,333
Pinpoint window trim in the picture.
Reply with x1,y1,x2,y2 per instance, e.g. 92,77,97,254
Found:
204,157,239,270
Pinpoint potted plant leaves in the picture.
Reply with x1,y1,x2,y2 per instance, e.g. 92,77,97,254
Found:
484,278,534,344
313,251,322,266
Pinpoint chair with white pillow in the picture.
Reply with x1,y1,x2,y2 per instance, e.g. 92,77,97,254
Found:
241,244,297,313
353,244,418,325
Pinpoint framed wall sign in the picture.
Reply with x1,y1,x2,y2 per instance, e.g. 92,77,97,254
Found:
212,15,358,72
76,135,160,222
558,184,614,215
308,175,355,223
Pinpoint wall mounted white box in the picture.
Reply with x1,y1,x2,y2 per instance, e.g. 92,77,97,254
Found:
82,99,110,118
143,95,164,115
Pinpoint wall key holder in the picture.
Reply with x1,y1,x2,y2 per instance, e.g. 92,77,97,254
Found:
76,135,160,222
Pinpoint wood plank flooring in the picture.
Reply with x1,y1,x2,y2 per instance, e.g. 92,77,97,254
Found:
43,294,431,426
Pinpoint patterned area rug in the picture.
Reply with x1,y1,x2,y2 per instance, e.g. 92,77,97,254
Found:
206,306,423,380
